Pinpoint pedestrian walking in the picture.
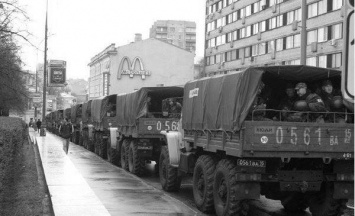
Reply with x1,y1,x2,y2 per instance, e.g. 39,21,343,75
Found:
59,118,74,154
36,119,42,133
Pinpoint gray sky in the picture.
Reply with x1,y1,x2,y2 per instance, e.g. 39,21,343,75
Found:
19,0,206,80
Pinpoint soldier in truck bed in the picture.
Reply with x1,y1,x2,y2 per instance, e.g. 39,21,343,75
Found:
319,80,346,123
294,82,328,122
247,81,272,121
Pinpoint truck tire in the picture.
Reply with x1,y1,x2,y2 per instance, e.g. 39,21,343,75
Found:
159,146,181,192
128,140,145,176
101,136,108,159
83,131,88,149
281,192,308,212
121,139,129,170
213,159,249,216
94,133,99,155
193,155,216,213
79,133,83,146
308,183,347,216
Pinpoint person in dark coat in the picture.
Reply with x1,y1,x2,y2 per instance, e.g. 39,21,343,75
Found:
294,82,328,122
36,119,42,133
319,80,345,123
59,118,73,154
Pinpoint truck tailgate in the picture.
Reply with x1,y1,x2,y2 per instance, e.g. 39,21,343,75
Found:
243,121,354,159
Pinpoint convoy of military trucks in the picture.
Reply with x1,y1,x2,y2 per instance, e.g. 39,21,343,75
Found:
45,66,354,216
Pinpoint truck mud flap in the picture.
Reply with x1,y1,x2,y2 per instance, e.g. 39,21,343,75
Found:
235,183,260,200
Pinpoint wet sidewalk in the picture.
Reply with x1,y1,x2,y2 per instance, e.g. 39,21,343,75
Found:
29,129,197,216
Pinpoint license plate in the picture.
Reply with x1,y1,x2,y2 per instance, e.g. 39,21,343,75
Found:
237,159,266,168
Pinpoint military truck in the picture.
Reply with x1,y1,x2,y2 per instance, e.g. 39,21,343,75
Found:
81,100,94,151
91,94,117,159
71,104,83,145
160,66,354,216
54,109,64,135
107,87,184,176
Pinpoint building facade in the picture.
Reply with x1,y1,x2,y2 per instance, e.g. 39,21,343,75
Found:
88,37,195,99
149,20,197,52
204,0,344,76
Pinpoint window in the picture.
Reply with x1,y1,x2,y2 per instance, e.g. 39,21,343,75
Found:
318,55,327,68
252,44,258,56
332,0,343,10
318,27,328,42
308,3,318,18
270,17,277,29
287,11,294,24
295,8,302,21
277,14,284,27
276,38,283,51
253,23,259,35
294,34,301,47
227,13,233,24
217,18,223,28
210,38,216,47
240,8,245,17
216,36,222,46
318,0,327,15
210,55,216,64
331,53,342,68
307,29,317,45
245,47,251,57
259,42,266,55
245,5,252,17
231,49,237,60
260,21,266,32
218,1,223,10
233,30,237,41
253,2,260,13
226,32,232,42
260,0,267,10
331,23,342,39
240,28,245,39
223,0,228,8
286,35,294,49
268,40,275,53
306,57,317,66
232,11,238,22
225,51,231,62
270,0,276,6
246,25,251,37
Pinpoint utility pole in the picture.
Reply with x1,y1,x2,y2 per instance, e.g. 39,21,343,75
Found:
40,0,48,136
300,0,307,65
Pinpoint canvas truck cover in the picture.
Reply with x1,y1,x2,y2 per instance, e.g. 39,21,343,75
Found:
81,101,90,123
91,96,106,124
71,104,81,122
182,66,341,132
116,86,184,136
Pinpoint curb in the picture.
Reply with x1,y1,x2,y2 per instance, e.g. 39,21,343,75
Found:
30,134,55,216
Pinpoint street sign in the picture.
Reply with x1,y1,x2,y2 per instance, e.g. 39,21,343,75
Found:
48,60,67,87
32,97,42,103
342,0,354,103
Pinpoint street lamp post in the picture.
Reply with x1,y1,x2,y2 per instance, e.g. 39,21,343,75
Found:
40,0,48,136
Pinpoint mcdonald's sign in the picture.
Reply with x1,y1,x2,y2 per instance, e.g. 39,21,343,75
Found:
117,56,151,80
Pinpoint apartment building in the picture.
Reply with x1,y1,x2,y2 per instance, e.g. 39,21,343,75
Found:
149,20,197,52
204,0,344,76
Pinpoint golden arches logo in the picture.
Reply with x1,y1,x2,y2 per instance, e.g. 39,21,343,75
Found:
117,56,151,80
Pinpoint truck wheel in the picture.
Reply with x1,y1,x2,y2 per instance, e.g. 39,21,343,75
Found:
83,131,88,149
121,139,129,170
193,155,216,213
128,140,145,176
308,183,347,216
213,159,249,216
101,137,108,159
159,146,181,192
281,192,308,212
79,133,83,146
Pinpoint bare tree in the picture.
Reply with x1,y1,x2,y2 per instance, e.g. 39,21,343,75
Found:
0,0,32,113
